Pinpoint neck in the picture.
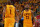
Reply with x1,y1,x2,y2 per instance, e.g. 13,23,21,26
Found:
25,9,29,11
25,9,29,12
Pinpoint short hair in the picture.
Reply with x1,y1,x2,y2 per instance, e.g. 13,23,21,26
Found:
25,4,30,8
7,1,11,5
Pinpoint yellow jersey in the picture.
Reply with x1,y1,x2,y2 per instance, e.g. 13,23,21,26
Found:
23,9,32,27
5,5,15,18
4,5,15,27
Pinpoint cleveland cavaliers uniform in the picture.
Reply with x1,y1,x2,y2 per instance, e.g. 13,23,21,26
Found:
23,9,33,27
4,5,15,27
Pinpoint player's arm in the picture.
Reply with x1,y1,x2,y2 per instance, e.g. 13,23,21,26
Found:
15,7,18,22
3,6,6,21
15,10,18,15
31,10,35,24
31,10,35,27
19,11,23,20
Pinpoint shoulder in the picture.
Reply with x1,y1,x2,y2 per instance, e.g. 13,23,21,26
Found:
31,10,34,13
22,10,24,13
6,5,9,6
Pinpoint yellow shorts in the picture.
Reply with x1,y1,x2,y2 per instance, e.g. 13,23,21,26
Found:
23,21,33,27
4,18,15,27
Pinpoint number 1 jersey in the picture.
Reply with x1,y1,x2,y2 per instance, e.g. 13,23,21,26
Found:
5,5,15,18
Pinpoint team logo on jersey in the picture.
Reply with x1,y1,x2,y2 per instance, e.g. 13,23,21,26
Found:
24,13,30,16
24,13,30,19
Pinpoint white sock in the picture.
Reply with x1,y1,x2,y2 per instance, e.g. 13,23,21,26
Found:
16,23,19,27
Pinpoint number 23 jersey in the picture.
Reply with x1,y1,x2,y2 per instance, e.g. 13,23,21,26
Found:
23,9,32,23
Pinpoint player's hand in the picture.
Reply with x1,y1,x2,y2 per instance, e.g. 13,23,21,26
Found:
33,23,35,27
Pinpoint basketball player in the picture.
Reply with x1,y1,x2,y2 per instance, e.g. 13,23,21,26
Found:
3,1,17,27
20,5,34,27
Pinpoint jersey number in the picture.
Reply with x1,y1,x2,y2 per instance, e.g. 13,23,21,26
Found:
26,16,29,19
10,9,11,14
25,13,29,19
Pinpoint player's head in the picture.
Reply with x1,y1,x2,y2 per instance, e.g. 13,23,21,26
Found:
7,1,11,5
25,4,29,10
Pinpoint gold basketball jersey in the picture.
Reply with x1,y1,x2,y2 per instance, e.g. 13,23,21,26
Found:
23,9,32,27
5,5,15,18
4,5,15,27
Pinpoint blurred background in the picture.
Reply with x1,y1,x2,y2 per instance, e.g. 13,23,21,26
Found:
0,0,40,27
